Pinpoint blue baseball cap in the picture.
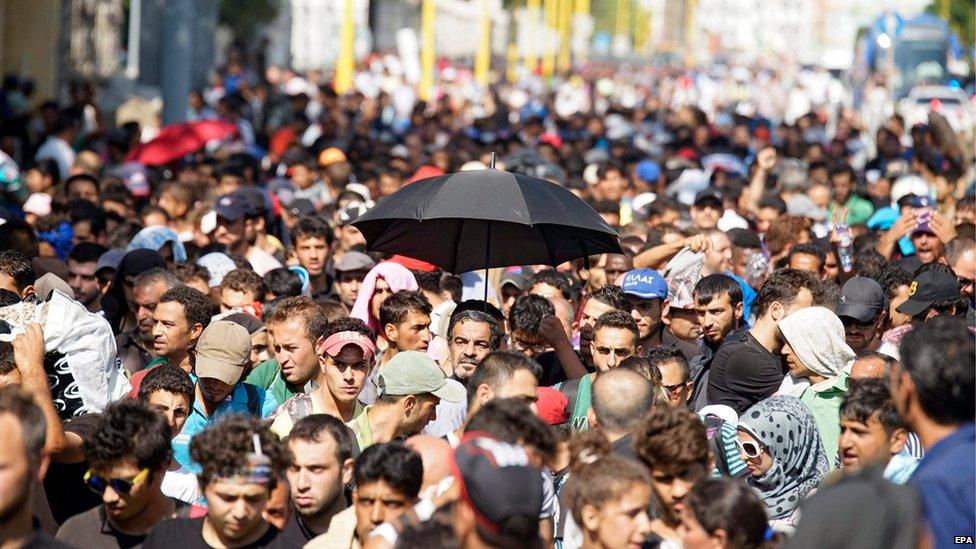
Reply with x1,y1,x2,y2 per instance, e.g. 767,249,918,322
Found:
621,269,668,300
213,193,252,221
635,160,661,184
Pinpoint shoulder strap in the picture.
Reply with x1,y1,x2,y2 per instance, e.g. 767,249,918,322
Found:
558,377,582,420
243,383,261,416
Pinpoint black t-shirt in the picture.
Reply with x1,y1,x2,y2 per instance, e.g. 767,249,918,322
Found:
662,329,702,363
279,513,316,545
40,414,103,527
534,350,585,387
142,518,289,549
706,330,785,414
23,528,75,549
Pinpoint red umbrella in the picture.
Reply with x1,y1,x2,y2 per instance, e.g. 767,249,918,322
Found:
125,119,238,166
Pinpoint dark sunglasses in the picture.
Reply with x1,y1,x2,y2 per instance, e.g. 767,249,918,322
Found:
84,468,150,495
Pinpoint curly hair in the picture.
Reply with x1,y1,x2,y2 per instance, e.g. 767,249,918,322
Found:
686,478,770,549
138,364,194,405
85,400,172,473
220,268,267,299
634,406,709,473
354,443,423,499
190,414,290,489
158,285,214,330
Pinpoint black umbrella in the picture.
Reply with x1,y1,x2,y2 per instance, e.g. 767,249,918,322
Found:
352,169,622,275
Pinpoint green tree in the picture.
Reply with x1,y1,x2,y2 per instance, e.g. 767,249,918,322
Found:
219,0,279,42
926,0,975,49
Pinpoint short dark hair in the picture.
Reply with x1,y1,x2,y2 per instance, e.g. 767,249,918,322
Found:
529,269,571,300
878,265,913,301
788,243,826,270
841,378,906,436
758,192,787,213
852,249,888,281
138,364,194,405
753,268,821,317
324,316,375,341
265,296,329,342
30,158,61,183
452,300,505,326
898,317,975,425
190,414,289,489
293,216,334,247
464,398,556,462
693,274,743,307
220,268,267,298
509,294,555,334
263,268,303,299
379,290,432,329
133,267,181,290
158,285,214,330
289,414,357,465
592,310,639,343
686,479,770,549
587,284,630,312
0,341,13,375
0,250,35,292
396,517,459,549
68,242,107,264
354,443,423,499
448,310,504,351
467,351,543,405
171,262,210,287
634,406,710,472
0,387,46,466
69,199,107,237
645,344,689,379
85,400,172,472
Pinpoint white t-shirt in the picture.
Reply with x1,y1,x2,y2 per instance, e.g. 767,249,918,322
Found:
162,466,200,504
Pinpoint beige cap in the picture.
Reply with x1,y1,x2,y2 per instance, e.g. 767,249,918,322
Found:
195,320,251,385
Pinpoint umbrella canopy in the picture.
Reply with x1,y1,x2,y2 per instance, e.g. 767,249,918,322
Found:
352,169,622,273
125,119,238,166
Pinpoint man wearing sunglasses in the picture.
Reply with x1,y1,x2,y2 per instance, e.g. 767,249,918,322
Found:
56,400,182,547
945,236,975,310
836,277,886,353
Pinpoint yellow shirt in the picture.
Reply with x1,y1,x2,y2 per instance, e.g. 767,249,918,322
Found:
347,405,374,451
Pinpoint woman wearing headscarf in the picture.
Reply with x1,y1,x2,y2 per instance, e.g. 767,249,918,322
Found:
126,225,187,264
350,261,418,334
101,249,166,334
777,306,856,463
737,395,828,533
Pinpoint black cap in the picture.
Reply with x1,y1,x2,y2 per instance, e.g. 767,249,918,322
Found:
452,435,543,537
896,271,960,317
727,228,761,249
836,277,885,323
694,189,724,208
500,271,529,291
213,193,252,221
283,198,316,218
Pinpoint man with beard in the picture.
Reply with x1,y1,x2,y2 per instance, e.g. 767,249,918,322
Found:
212,193,282,276
116,268,180,375
443,310,504,384
56,401,181,547
621,269,670,350
282,415,356,542
836,277,886,353
687,274,743,410
0,387,73,548
574,285,630,368
453,351,541,446
67,242,107,313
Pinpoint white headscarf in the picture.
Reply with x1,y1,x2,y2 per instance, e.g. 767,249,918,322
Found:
778,306,856,379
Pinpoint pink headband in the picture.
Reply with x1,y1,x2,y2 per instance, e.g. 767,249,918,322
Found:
319,331,376,359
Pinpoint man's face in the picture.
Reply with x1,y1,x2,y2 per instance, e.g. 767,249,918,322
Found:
694,292,740,345
602,254,634,285
263,481,290,530
659,361,691,407
134,282,170,339
888,284,911,328
321,346,370,406
203,480,270,543
731,246,758,279
387,311,431,353
250,331,270,369
667,307,702,341
214,216,246,251
145,390,191,437
500,284,523,318
220,288,255,313
831,173,854,203
628,296,664,341
151,301,195,358
295,236,329,277
841,314,883,353
353,481,415,544
591,327,637,372
287,435,347,521
649,461,707,522
510,330,548,358
839,414,902,471
823,250,839,281
702,233,732,275
268,319,319,386
579,299,621,360
788,253,822,276
448,320,494,382
370,279,394,321
690,203,721,230
337,226,366,252
199,377,237,407
951,249,976,303
67,259,99,305
910,232,943,264
336,269,368,308
92,458,156,524
597,169,627,202
0,414,34,524
402,394,440,436
68,181,99,203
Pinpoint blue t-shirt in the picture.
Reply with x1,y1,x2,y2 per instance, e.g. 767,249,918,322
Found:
909,423,975,548
171,379,279,473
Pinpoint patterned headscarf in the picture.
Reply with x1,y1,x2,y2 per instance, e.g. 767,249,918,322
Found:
738,395,828,520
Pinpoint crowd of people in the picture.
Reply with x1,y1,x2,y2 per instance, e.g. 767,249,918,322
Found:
0,52,973,549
